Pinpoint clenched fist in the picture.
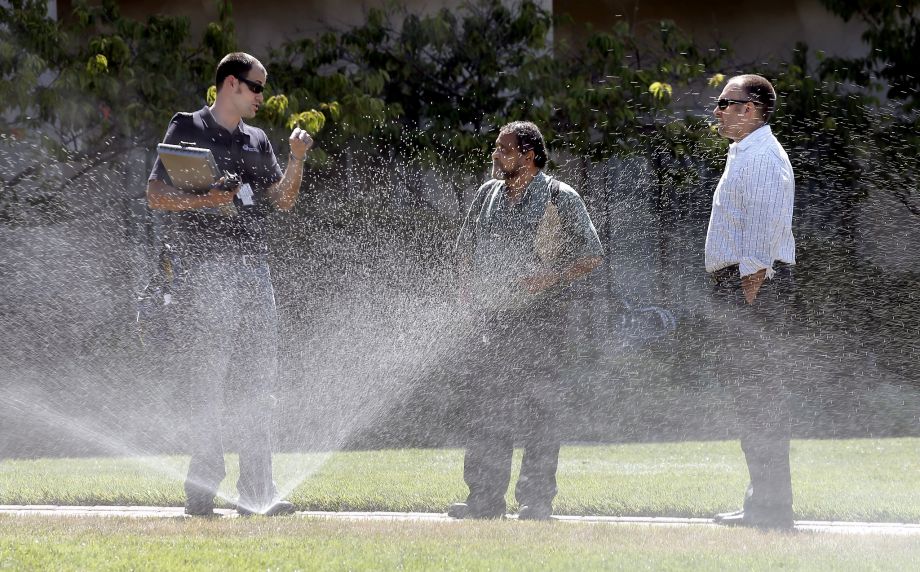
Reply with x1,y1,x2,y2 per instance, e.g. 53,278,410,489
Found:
289,127,314,161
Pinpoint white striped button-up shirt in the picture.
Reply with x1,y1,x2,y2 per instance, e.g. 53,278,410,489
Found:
705,124,795,278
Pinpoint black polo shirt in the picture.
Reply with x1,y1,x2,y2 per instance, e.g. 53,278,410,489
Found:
149,106,284,255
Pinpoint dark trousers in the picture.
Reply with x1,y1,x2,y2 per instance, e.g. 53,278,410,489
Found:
167,255,280,508
459,304,568,513
708,264,796,516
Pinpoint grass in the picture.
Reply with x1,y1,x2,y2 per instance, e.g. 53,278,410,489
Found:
2,516,919,571
2,439,920,522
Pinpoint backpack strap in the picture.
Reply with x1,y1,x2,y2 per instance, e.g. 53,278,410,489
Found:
549,177,561,207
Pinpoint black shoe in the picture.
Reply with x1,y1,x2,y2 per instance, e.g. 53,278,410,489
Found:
713,508,745,523
714,509,794,531
518,504,553,521
446,502,505,520
447,502,470,519
236,499,297,517
184,497,216,517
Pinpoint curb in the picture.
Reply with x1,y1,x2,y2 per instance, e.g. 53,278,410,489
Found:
2,505,919,535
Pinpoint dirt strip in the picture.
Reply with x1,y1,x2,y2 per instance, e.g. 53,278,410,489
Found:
1,505,919,535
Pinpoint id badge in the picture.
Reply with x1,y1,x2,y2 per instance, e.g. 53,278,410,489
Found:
237,183,255,206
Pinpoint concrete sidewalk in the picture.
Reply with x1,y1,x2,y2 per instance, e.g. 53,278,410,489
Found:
2,505,919,535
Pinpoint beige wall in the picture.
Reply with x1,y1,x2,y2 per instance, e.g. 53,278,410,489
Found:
87,1,861,63
553,0,867,62
110,1,552,58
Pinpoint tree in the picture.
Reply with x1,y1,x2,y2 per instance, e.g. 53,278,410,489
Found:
0,0,222,221
542,18,726,212
326,0,554,209
819,0,920,216
0,0,364,223
821,0,920,111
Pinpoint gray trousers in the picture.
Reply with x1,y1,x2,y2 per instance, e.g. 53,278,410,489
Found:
458,302,569,513
168,254,280,507
708,264,796,516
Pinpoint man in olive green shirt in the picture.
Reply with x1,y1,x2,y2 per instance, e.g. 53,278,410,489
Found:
449,121,603,521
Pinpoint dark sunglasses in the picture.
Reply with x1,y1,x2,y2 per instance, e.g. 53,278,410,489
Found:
716,97,758,110
234,75,265,94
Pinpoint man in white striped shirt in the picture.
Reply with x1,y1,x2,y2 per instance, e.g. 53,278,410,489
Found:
705,74,796,530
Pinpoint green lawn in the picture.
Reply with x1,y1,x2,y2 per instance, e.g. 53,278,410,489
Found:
2,439,919,522
2,516,919,571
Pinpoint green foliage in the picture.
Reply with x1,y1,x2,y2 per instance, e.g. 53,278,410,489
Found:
262,1,731,210
0,0,361,220
818,1,920,216
1,0,916,224
286,109,325,134
262,27,395,161
820,0,920,111
0,0,217,200
769,43,874,206
537,16,727,201
333,0,554,173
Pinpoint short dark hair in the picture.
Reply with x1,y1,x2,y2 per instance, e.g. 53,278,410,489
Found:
500,121,548,169
731,74,776,122
215,52,262,92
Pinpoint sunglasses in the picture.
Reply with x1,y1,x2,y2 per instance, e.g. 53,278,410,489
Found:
234,75,265,94
716,97,759,110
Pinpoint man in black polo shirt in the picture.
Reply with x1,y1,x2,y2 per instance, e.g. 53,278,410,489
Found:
147,52,313,516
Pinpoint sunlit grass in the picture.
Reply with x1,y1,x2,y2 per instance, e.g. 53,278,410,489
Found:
2,439,919,522
2,516,919,571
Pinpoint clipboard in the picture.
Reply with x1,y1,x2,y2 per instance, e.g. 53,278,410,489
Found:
156,143,220,193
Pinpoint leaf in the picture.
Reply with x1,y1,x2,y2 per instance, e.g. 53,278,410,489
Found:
321,101,342,121
86,54,108,75
264,93,289,116
648,81,672,100
286,110,326,134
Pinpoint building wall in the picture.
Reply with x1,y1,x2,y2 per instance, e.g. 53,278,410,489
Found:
553,0,867,62
97,1,551,58
65,1,863,63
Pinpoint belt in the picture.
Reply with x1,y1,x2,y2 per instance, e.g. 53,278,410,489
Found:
710,262,791,283
185,252,269,266
237,253,269,266
710,265,740,282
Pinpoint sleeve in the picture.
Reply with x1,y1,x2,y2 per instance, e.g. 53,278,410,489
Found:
455,181,496,260
739,154,793,277
261,135,284,187
557,186,604,262
148,114,184,183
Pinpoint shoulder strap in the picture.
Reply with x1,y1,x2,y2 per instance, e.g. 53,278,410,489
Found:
549,177,561,206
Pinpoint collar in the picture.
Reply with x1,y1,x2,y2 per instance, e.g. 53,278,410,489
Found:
199,105,249,137
502,170,548,207
731,123,772,153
